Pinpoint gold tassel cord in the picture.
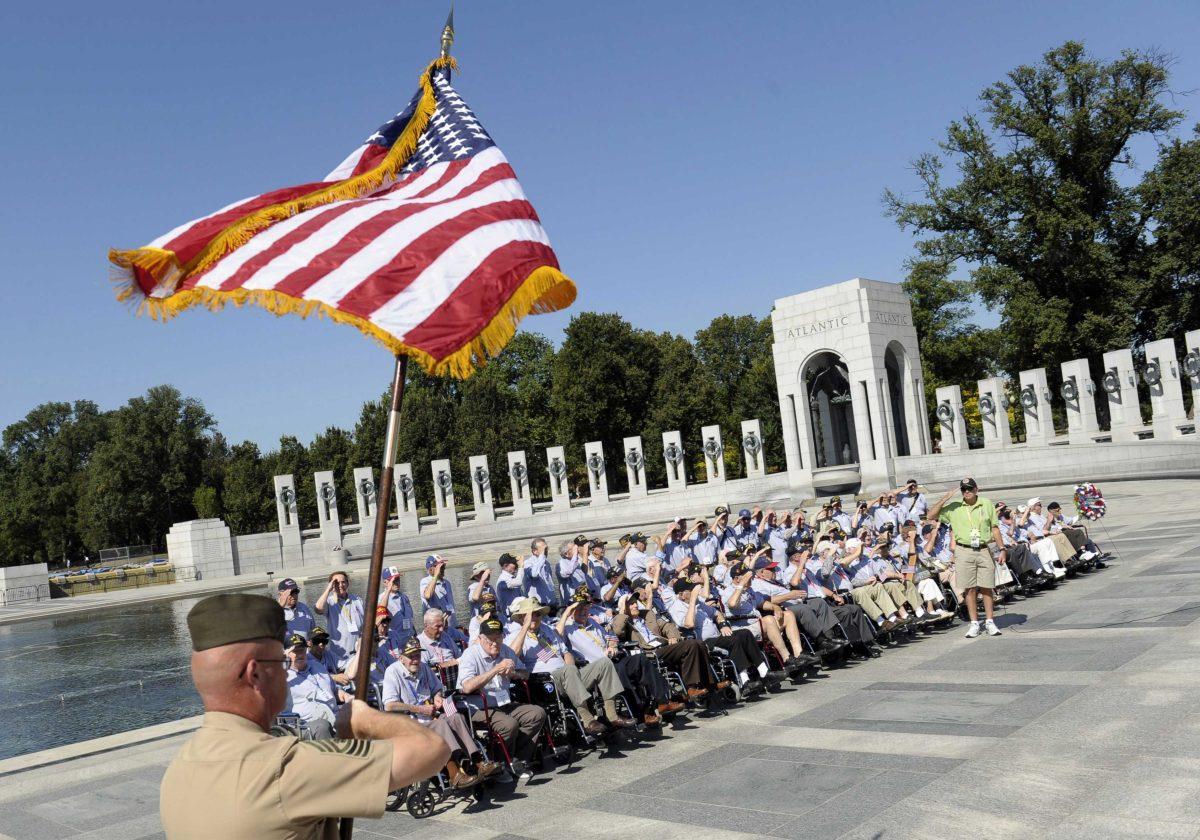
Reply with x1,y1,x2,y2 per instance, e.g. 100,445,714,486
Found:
107,56,457,293
129,265,575,380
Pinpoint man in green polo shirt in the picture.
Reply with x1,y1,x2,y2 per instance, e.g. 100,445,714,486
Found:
927,477,1007,638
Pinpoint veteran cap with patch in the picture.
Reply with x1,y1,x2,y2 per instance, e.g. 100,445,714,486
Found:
186,594,286,652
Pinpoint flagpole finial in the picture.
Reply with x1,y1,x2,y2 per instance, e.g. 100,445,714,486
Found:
440,5,455,59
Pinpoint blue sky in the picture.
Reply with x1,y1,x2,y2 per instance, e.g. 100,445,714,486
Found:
2,1,1197,449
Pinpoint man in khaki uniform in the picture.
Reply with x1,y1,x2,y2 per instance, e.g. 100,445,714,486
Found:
928,477,1007,639
160,593,449,839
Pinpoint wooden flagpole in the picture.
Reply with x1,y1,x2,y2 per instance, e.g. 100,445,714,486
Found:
340,12,453,839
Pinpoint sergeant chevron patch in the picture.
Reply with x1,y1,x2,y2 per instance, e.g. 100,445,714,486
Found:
302,739,371,758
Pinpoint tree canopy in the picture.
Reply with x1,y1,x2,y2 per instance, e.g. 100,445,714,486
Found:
886,41,1199,427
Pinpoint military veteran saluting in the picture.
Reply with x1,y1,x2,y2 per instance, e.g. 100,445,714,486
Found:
160,593,449,839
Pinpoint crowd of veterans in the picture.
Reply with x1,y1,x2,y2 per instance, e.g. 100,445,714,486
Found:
272,477,1111,793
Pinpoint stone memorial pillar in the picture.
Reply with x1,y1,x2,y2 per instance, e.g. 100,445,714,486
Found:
1185,330,1200,416
545,445,570,511
1060,359,1100,445
507,451,534,517
976,377,1012,449
1143,338,1188,439
313,470,343,552
661,430,687,491
352,467,377,539
934,385,968,453
430,459,458,529
1017,369,1055,446
623,436,648,498
701,424,725,483
740,419,765,478
583,442,609,505
467,455,495,523
1100,348,1142,441
273,474,303,567
393,463,420,532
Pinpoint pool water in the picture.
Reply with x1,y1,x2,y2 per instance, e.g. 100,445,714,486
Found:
0,564,476,761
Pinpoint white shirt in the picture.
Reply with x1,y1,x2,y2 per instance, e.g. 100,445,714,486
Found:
381,660,443,723
455,642,519,711
286,659,338,725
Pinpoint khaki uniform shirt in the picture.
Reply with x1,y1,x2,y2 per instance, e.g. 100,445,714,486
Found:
160,711,393,840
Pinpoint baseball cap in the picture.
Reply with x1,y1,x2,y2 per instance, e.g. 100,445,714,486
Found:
470,561,490,578
738,508,752,518
1027,497,1042,507
573,534,589,546
572,584,591,603
425,554,443,570
714,505,730,516
277,578,300,593
830,496,843,504
480,590,497,603
286,632,308,648
401,637,422,657
310,628,330,643
374,605,390,621
629,531,649,543
606,565,626,580
753,557,778,571
480,616,504,635
382,566,401,582
672,579,696,595
960,477,978,491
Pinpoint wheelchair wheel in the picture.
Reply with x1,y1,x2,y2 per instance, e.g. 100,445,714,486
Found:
407,783,436,818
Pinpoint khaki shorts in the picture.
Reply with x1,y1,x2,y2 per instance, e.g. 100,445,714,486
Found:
955,545,995,590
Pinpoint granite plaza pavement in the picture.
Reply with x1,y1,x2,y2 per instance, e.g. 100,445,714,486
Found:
2,477,1200,839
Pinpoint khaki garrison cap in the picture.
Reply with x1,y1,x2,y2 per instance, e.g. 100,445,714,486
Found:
186,594,286,652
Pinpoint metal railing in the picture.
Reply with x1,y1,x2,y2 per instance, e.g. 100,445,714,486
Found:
48,564,177,597
0,584,51,605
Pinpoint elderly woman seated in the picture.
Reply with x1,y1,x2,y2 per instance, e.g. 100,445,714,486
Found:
381,636,502,789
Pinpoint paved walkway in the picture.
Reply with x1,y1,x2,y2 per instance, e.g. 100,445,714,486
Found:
2,478,1199,839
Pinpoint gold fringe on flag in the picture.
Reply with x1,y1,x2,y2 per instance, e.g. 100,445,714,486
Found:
108,56,457,297
116,264,576,380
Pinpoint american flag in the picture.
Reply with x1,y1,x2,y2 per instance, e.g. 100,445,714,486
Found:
109,58,574,378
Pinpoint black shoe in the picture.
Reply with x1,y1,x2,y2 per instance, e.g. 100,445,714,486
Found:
741,679,764,696
766,668,789,682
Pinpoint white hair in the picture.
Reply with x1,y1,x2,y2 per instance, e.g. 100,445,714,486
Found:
423,609,444,626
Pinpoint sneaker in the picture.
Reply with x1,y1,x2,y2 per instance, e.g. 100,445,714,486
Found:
936,609,956,620
964,621,982,639
985,620,1002,636
1079,550,1096,561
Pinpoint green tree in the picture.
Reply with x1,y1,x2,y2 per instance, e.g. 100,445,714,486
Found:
885,41,1182,378
1140,126,1200,348
78,386,214,550
223,441,274,534
900,260,1000,435
192,485,221,519
551,313,657,492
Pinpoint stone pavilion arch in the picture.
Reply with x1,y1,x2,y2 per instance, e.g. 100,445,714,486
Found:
771,278,933,497
802,350,859,468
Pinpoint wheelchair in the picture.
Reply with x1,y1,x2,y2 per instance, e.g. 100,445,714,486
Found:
385,691,496,818
270,713,315,740
618,645,691,722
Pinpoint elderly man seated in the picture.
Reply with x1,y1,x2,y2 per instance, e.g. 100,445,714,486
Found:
1046,502,1108,567
1016,502,1067,580
455,616,547,783
284,632,349,739
505,596,635,734
667,573,773,695
612,578,717,702
718,558,810,672
835,540,909,631
797,542,881,657
417,608,465,682
1025,498,1078,568
382,636,501,789
557,586,683,726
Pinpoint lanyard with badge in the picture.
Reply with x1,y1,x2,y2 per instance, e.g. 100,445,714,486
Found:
966,504,987,549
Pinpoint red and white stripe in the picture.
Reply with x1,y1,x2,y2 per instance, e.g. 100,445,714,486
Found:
161,146,558,360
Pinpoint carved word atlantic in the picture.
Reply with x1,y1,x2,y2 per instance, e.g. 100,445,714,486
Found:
784,315,850,340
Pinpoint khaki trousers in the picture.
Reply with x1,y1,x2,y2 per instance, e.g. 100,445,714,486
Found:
849,583,898,622
882,580,922,613
1049,533,1077,564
